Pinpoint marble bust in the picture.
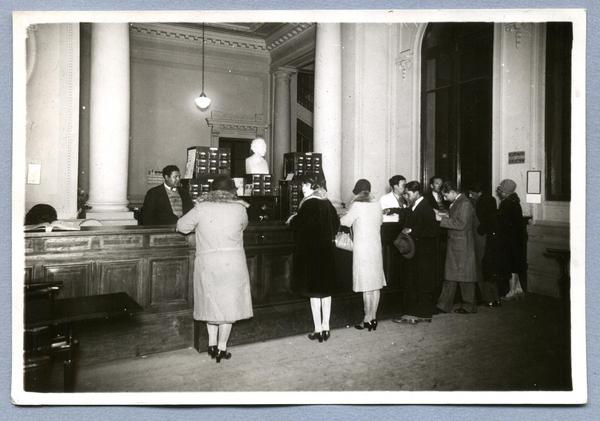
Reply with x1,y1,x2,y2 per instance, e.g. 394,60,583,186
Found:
245,137,269,174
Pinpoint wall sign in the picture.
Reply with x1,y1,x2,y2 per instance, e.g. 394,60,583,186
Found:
147,169,164,185
27,163,41,184
508,151,525,164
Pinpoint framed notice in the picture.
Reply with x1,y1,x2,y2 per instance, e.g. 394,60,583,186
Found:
527,170,542,194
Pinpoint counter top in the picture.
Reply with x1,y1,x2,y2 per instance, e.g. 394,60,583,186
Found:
24,220,290,238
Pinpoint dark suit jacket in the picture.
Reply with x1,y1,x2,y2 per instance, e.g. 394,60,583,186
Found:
404,197,438,302
423,190,447,211
141,184,193,225
407,198,438,240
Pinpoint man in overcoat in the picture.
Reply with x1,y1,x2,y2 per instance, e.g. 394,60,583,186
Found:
392,181,438,324
435,181,478,314
141,165,193,225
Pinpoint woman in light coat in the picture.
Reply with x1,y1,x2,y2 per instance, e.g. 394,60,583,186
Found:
340,179,386,331
177,175,253,363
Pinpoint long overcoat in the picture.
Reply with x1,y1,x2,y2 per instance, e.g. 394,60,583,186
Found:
497,193,527,274
403,197,438,318
289,193,340,298
176,192,253,323
340,192,386,292
439,194,477,283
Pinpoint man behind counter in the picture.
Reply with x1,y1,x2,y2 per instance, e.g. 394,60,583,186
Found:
141,165,193,225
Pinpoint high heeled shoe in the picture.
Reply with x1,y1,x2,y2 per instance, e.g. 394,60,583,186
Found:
322,330,330,341
215,349,231,363
370,319,378,331
354,321,373,331
207,345,218,359
308,332,323,342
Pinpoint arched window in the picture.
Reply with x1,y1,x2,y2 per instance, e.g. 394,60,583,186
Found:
421,23,494,191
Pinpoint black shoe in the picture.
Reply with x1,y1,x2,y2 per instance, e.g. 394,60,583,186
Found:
403,318,419,325
484,300,502,308
308,332,323,342
322,330,330,341
453,308,473,314
354,321,373,331
215,349,231,363
207,345,218,359
433,307,447,315
371,320,378,331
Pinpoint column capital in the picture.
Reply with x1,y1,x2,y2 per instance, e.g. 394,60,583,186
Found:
273,66,297,80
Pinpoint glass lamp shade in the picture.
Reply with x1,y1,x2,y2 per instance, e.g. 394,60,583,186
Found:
195,93,212,110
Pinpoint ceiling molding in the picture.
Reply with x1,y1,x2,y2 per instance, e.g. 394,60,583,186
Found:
130,23,269,57
266,23,314,51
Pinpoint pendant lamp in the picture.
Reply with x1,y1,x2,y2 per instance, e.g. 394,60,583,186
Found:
195,23,212,110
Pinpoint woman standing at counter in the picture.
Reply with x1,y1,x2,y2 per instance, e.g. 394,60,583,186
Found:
177,175,253,363
340,179,386,331
287,175,340,343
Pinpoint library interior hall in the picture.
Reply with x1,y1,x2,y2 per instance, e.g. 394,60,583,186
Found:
20,21,576,394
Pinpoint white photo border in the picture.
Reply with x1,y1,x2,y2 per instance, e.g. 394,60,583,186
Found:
10,7,587,406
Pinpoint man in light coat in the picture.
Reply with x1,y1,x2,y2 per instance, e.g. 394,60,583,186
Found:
434,181,478,314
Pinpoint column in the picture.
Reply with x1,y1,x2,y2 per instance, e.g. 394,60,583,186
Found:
86,23,136,225
313,23,343,206
272,67,295,179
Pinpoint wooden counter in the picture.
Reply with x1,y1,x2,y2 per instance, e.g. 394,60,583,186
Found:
25,222,297,310
24,222,302,366
24,223,399,367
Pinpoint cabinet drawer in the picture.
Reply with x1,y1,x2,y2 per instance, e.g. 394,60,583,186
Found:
244,230,293,246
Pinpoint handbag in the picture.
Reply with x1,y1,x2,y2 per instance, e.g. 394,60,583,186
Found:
335,227,353,252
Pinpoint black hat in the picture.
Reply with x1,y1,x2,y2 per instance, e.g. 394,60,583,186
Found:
352,179,371,195
210,174,236,192
393,232,415,259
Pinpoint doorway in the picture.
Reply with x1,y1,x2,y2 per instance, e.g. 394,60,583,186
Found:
219,137,251,178
421,23,494,191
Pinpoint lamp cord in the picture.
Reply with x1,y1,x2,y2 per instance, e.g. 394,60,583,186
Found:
201,22,205,93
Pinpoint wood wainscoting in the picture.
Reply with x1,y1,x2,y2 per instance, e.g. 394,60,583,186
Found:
527,221,570,297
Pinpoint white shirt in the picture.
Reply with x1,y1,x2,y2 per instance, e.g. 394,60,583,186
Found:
164,183,177,192
380,191,404,223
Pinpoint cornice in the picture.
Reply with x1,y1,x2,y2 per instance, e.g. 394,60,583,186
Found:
130,23,269,57
206,111,269,130
265,23,314,51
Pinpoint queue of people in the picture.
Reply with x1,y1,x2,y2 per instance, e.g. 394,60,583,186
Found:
138,163,526,361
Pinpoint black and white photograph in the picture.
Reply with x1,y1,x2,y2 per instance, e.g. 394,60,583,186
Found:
10,7,586,408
